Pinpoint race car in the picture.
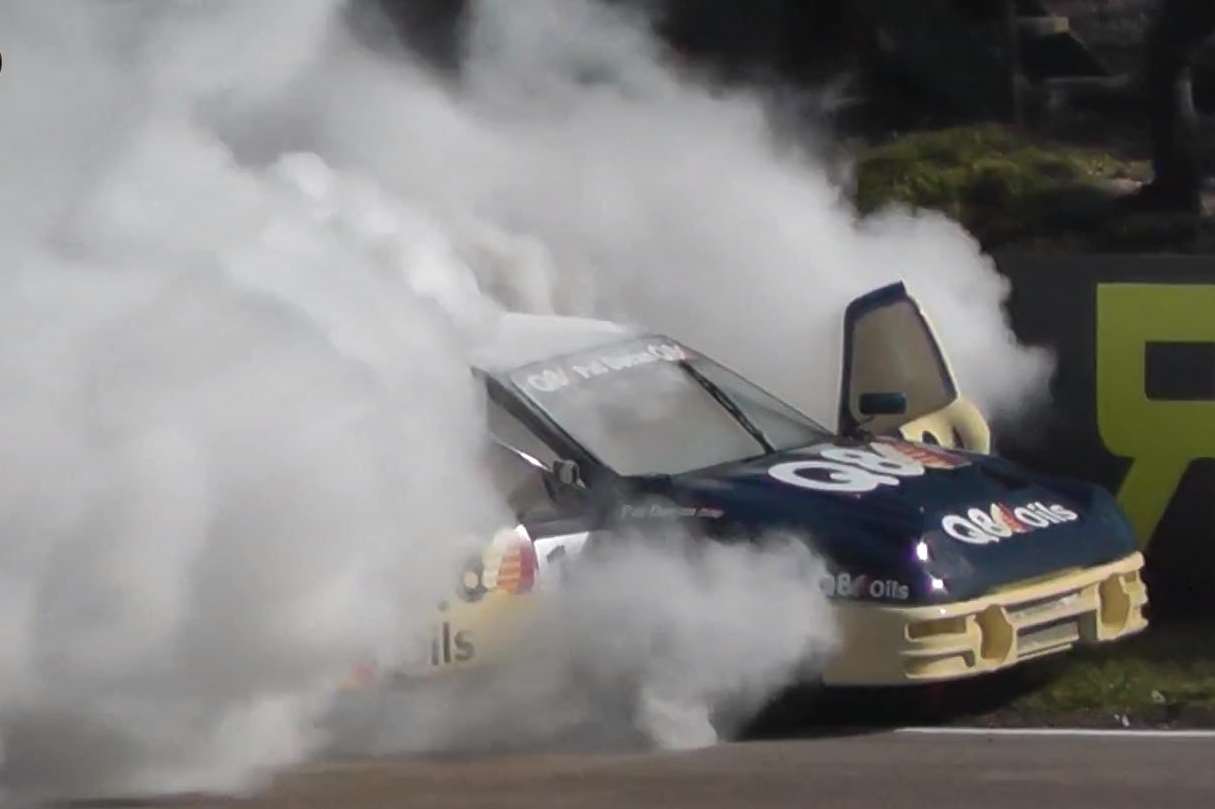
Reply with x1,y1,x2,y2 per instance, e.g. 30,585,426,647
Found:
396,282,1148,687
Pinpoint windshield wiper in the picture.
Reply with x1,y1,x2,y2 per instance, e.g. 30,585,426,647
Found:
680,361,776,455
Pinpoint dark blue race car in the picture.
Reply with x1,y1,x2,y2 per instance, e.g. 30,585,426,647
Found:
415,283,1147,686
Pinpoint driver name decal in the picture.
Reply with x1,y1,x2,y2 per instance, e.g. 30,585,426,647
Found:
941,501,1080,545
520,340,691,395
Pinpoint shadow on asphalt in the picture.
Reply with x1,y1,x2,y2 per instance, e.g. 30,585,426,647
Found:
740,660,1060,740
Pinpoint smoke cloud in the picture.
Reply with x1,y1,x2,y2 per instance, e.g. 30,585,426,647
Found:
0,0,1048,801
313,0,1052,423
327,531,836,757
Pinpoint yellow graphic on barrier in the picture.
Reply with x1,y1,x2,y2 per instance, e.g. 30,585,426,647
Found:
1097,283,1215,546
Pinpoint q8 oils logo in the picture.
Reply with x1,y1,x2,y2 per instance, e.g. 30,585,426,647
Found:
457,526,538,603
940,501,1079,545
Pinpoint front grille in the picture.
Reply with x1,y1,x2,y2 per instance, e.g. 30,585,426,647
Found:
1018,617,1082,658
899,559,1148,680
1006,590,1082,623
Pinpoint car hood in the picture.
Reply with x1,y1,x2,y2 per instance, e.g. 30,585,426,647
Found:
661,437,1138,603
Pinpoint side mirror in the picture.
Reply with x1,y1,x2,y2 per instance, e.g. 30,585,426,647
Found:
858,392,908,417
552,459,584,489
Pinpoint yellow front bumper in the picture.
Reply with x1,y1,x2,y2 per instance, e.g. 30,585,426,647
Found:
822,552,1149,686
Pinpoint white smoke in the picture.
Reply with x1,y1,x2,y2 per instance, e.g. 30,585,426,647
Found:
326,531,835,756
0,0,1049,800
0,2,505,800
295,0,1051,423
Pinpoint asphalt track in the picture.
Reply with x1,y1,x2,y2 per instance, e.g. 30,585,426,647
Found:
143,728,1215,809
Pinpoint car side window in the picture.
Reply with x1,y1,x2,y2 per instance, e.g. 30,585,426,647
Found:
487,399,559,468
484,441,559,520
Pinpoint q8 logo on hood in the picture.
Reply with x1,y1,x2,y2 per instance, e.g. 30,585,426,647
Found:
941,501,1080,545
768,442,934,493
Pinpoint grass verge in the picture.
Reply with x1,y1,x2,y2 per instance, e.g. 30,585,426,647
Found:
970,621,1215,728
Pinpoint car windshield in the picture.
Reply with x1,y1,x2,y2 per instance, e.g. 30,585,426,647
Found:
508,336,832,476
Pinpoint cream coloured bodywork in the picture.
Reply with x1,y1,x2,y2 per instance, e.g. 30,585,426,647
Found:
822,551,1148,686
895,397,991,455
369,547,1148,689
350,527,581,685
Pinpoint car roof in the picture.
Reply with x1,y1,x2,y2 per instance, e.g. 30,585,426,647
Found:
468,312,639,373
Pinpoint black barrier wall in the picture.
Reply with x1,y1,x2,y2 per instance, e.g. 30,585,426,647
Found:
995,253,1215,619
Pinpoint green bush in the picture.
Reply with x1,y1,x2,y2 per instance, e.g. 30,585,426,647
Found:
855,124,1148,247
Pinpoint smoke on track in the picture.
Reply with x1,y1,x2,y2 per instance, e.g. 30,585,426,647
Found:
0,0,1047,800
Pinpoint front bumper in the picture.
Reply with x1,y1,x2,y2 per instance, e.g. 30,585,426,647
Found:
822,552,1148,686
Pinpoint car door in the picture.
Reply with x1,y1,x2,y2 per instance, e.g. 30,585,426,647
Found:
481,399,596,586
838,282,991,453
421,441,579,676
